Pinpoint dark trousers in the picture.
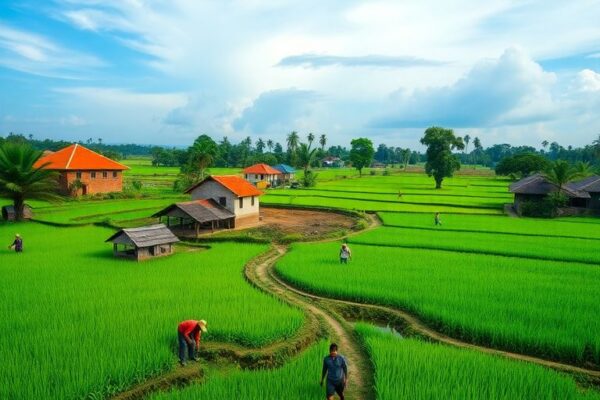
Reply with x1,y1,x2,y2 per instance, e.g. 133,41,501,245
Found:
178,331,196,362
340,257,348,264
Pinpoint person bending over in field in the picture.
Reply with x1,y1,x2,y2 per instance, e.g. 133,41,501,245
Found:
339,243,351,264
8,234,23,253
177,319,207,366
434,212,442,226
321,343,348,400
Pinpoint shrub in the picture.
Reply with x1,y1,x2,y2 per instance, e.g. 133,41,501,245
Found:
301,170,318,188
520,192,567,218
382,169,390,176
369,170,377,176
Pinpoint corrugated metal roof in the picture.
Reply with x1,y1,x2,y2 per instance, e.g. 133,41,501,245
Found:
105,224,179,248
273,164,296,174
153,199,235,223
34,144,129,171
184,175,263,197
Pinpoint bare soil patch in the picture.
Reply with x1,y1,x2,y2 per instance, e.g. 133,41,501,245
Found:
260,207,356,236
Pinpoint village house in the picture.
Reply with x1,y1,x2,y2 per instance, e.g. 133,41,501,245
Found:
105,224,179,261
322,156,344,168
34,144,128,196
185,175,263,228
509,173,600,214
243,163,282,187
273,164,296,185
153,199,235,236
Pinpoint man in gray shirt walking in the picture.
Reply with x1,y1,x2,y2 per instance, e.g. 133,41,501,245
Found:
320,343,348,400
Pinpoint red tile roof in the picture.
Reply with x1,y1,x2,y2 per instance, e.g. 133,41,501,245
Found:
243,163,282,175
185,175,263,197
34,144,128,171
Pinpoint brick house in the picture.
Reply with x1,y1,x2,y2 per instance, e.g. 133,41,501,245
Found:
34,144,129,196
185,175,262,228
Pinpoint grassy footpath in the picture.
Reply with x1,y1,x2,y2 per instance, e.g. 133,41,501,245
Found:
149,341,327,400
356,324,600,400
0,223,303,399
276,242,600,365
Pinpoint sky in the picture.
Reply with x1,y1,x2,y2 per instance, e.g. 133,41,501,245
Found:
0,0,599,150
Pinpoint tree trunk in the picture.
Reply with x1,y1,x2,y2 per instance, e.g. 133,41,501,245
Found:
14,196,24,221
435,177,443,189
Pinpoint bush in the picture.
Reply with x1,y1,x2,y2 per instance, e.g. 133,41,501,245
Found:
301,170,318,187
369,170,377,176
382,169,390,176
520,192,567,218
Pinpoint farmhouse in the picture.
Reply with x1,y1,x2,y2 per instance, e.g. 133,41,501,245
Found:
510,173,600,213
243,163,282,187
1,204,33,221
322,156,344,168
105,224,179,261
273,164,296,185
34,144,128,196
153,199,236,236
185,175,263,228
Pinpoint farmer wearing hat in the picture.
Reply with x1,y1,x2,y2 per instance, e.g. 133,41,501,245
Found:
8,234,23,253
177,319,207,366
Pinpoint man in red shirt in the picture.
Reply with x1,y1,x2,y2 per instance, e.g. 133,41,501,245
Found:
177,319,207,366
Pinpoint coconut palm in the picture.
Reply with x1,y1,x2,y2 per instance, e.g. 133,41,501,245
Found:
0,143,60,221
574,161,593,177
297,142,318,179
307,133,315,146
463,134,471,153
266,139,274,153
593,134,600,159
544,160,581,193
319,134,327,151
286,131,299,152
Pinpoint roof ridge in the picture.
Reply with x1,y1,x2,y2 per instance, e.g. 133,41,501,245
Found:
65,143,78,169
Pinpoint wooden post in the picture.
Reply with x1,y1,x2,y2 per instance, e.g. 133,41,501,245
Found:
195,223,199,238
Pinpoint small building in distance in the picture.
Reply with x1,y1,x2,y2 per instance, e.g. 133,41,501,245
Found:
185,175,263,228
273,164,296,185
105,224,179,261
153,199,235,236
34,144,129,196
509,173,600,214
243,163,282,187
1,204,33,221
322,156,344,168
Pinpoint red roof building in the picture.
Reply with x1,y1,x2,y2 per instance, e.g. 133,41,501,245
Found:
34,143,128,196
185,175,262,228
243,163,282,187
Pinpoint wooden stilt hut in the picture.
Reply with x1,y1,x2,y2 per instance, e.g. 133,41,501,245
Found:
152,199,235,237
105,224,179,261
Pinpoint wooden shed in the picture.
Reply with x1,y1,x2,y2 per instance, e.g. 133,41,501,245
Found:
2,205,33,221
153,199,235,236
105,224,179,261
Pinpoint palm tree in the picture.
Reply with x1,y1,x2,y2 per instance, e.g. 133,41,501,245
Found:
541,140,549,151
307,133,315,146
544,160,581,193
593,134,600,160
574,161,593,177
296,142,318,177
463,134,471,153
286,131,299,152
319,134,327,152
266,139,274,153
0,143,60,221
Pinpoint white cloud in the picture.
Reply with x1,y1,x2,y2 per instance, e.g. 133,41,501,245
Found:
577,69,600,92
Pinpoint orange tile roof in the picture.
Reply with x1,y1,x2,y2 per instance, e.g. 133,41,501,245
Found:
243,163,282,175
34,144,128,171
185,175,263,197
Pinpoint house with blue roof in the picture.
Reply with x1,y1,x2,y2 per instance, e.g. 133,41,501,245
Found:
273,164,296,185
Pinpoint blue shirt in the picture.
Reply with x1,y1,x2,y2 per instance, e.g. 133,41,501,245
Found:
322,355,348,383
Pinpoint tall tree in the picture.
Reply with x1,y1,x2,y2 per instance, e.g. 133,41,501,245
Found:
593,134,600,160
187,134,218,179
297,142,318,178
256,138,265,154
286,131,300,166
349,138,375,176
307,132,315,147
463,134,471,153
541,140,549,151
319,134,327,152
0,143,60,220
420,126,465,189
266,139,274,153
544,160,581,193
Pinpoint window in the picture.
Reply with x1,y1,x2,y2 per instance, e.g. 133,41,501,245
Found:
239,197,244,209
102,171,108,179
260,174,264,180
76,171,82,179
219,197,227,206
91,172,96,179
113,171,118,178
251,196,255,206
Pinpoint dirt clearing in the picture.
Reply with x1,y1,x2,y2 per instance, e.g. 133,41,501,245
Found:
260,207,357,236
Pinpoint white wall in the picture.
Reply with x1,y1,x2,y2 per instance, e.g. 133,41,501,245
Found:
190,180,259,217
234,195,259,217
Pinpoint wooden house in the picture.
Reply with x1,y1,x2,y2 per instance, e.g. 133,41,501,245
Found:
185,175,262,228
34,144,129,196
105,224,179,261
153,199,235,236
243,163,282,187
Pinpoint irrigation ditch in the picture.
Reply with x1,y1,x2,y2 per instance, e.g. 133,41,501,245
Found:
110,211,600,399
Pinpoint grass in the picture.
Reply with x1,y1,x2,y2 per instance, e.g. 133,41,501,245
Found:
356,324,600,400
0,223,303,399
276,242,600,365
378,212,600,240
149,341,328,400
349,226,600,264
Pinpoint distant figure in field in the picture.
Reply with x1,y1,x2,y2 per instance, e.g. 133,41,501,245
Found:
434,212,442,226
397,190,403,198
339,243,352,264
8,234,23,253
321,343,348,400
177,319,207,366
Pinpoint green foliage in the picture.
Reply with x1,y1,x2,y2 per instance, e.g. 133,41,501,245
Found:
495,153,551,178
277,242,600,365
0,224,303,399
349,138,375,176
356,324,600,400
520,192,568,218
544,160,581,191
300,170,318,188
185,134,219,179
0,142,61,220
420,126,464,188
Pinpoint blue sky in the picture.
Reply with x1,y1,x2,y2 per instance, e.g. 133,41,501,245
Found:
1,0,599,149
